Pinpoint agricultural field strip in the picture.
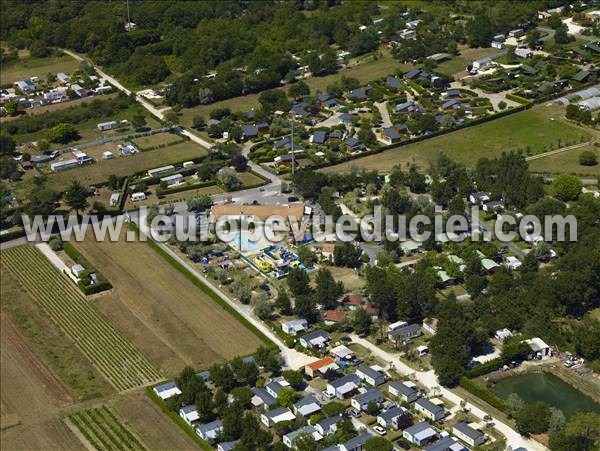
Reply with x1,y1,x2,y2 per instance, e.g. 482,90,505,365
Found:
1,246,161,391
68,406,147,451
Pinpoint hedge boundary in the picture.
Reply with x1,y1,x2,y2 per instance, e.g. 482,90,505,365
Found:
63,241,113,295
459,376,508,413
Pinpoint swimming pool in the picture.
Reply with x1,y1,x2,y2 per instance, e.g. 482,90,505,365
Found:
227,231,265,252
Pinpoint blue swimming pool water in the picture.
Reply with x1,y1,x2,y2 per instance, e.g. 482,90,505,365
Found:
228,232,263,252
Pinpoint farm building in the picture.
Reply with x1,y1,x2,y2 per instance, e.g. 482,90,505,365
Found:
97,120,117,131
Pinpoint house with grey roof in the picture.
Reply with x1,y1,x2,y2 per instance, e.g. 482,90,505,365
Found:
386,76,401,89
153,381,181,400
252,387,277,408
414,398,446,421
340,432,373,451
348,85,371,101
282,318,308,335
403,421,437,446
195,419,223,443
310,130,328,145
283,425,323,448
241,124,258,140
265,380,288,398
395,100,417,113
377,406,411,429
315,415,344,436
388,323,422,343
453,422,486,447
217,440,239,451
388,381,418,403
424,436,464,451
441,99,461,111
300,330,331,349
179,405,199,425
293,395,321,417
326,373,360,399
261,407,296,427
351,388,383,411
356,365,385,386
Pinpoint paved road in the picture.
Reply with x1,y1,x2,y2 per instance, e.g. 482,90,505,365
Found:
349,334,546,451
374,101,392,127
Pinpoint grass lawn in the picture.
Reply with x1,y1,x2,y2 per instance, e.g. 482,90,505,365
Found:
74,228,264,376
323,265,365,292
46,140,208,190
437,46,501,76
322,105,593,173
132,132,184,149
179,52,413,127
1,50,79,85
528,144,600,176
237,170,265,187
155,184,224,206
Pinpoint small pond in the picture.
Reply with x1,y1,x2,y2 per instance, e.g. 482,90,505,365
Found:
493,372,600,419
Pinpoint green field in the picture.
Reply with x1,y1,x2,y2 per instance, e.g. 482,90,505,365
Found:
1,246,161,391
68,406,147,451
528,145,600,176
436,46,501,76
179,52,413,128
323,106,595,173
1,51,79,85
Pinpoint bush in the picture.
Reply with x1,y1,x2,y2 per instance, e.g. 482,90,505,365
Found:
49,237,64,251
579,150,598,166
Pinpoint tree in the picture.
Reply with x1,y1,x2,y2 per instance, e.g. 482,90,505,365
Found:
293,433,317,451
288,81,310,99
164,110,179,125
552,174,582,201
254,346,283,373
287,267,311,296
209,363,236,391
231,386,253,408
281,370,303,390
253,296,273,320
218,167,241,191
548,407,566,435
294,295,317,323
0,135,16,156
47,123,79,144
357,123,376,147
467,15,494,47
192,115,206,130
334,242,361,268
507,393,525,418
187,194,211,212
549,412,600,451
315,268,344,309
365,436,393,451
231,153,248,172
353,308,372,335
498,101,507,110
516,401,551,435
195,390,214,422
221,402,244,441
579,151,598,166
275,289,292,315
297,246,316,268
131,114,146,130
63,181,88,215
277,387,299,408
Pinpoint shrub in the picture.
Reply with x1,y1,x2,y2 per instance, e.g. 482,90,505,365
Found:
579,150,598,166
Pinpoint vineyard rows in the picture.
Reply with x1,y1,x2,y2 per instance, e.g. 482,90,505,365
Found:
2,246,161,391
68,406,147,451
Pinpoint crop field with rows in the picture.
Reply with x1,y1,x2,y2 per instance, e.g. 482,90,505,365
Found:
1,246,161,391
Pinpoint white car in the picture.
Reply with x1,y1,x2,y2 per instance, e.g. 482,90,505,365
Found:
373,426,386,436
323,390,335,399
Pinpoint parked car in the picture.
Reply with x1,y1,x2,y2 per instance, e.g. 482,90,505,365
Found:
323,390,335,399
348,408,361,418
373,426,386,436
396,439,410,450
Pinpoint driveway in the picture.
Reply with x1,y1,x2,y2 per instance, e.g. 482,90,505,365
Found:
374,101,392,127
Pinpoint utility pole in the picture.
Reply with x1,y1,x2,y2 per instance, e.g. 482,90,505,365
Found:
291,118,295,177
126,0,131,29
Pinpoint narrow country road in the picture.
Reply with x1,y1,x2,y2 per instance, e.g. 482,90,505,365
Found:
374,101,392,128
525,141,593,161
348,334,546,451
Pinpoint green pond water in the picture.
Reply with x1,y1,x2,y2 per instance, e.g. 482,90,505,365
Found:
493,372,600,419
